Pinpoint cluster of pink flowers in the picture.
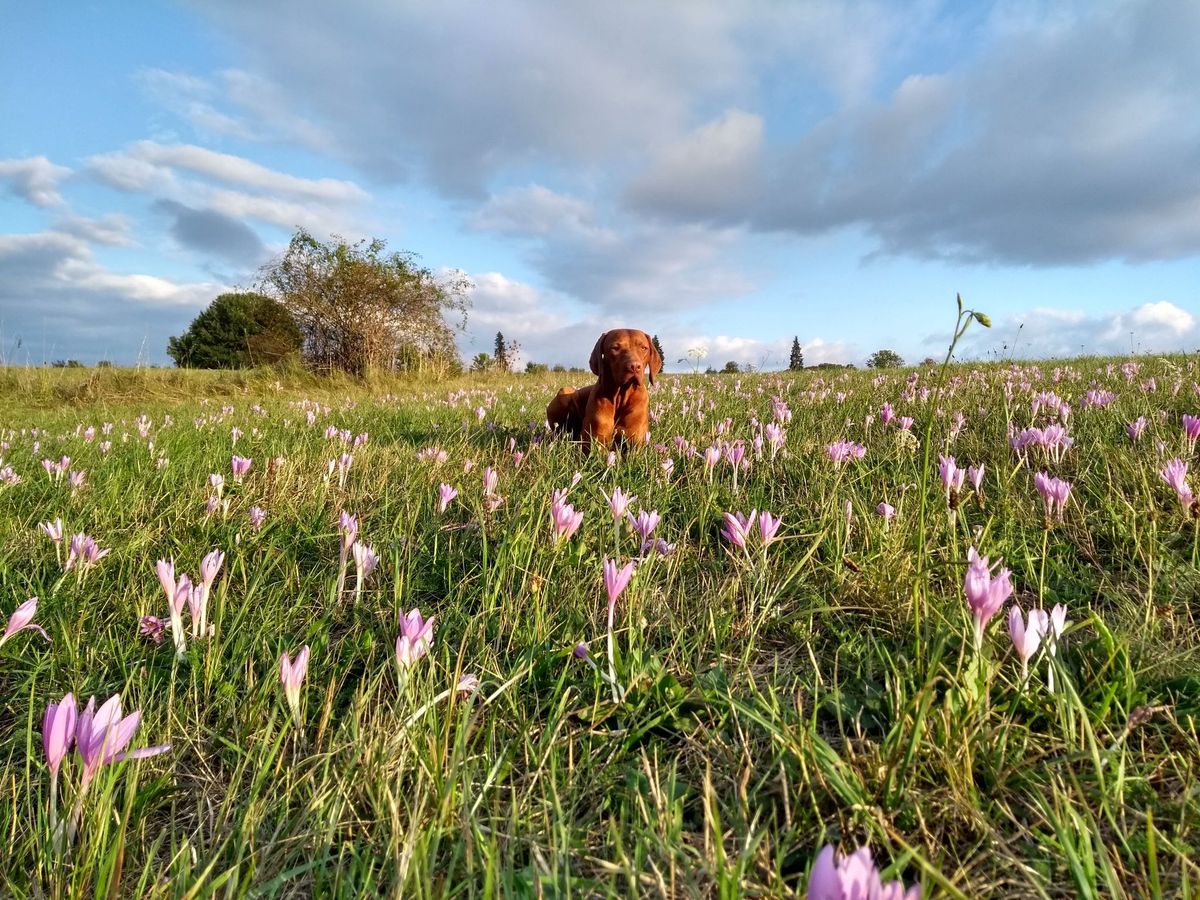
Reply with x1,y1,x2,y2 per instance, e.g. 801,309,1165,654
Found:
549,491,584,543
1009,424,1074,463
826,441,866,467
150,551,225,657
1033,472,1072,522
964,547,1071,689
1009,603,1069,687
416,446,449,465
65,534,110,576
720,510,783,556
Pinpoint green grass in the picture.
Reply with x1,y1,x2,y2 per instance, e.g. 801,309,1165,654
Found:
1,358,1198,897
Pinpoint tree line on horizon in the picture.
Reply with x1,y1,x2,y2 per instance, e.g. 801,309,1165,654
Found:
164,229,911,377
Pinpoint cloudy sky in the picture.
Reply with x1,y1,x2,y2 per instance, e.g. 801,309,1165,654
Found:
2,1,1198,371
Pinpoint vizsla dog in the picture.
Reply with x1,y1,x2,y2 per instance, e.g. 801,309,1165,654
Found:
547,329,663,452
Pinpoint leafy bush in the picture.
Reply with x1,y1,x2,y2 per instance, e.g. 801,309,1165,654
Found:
167,293,301,369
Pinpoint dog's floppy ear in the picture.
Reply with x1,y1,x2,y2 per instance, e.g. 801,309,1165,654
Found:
589,331,608,376
645,331,662,385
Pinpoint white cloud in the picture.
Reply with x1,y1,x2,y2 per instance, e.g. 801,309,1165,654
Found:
85,141,371,238
625,109,765,219
471,185,756,315
0,156,73,207
55,213,137,247
0,229,229,364
91,141,366,204
669,334,855,370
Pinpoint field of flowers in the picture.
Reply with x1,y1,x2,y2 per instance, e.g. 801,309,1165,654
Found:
1,353,1198,898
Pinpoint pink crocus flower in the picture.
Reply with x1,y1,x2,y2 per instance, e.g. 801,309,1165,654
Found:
703,445,721,472
230,455,252,482
248,506,267,530
395,608,435,669
209,473,225,496
43,693,77,779
352,541,379,585
968,464,985,495
603,558,636,615
1045,602,1069,691
879,402,895,425
456,673,481,697
758,512,783,547
876,501,896,524
280,645,310,724
155,559,190,658
549,496,584,542
1126,417,1147,441
0,597,50,649
437,483,458,514
938,455,965,501
601,557,636,701
602,487,637,521
806,843,919,900
964,547,1014,650
628,509,660,542
75,694,171,793
338,511,358,551
1183,414,1200,448
139,615,167,644
1008,605,1045,686
720,510,758,551
483,467,499,497
68,470,86,490
1160,459,1195,513
190,549,224,638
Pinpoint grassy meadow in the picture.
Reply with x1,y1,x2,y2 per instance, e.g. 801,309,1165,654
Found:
1,355,1199,898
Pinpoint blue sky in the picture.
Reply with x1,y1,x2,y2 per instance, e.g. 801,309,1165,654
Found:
2,0,1197,370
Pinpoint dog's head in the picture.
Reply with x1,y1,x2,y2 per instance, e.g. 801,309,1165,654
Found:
589,329,663,387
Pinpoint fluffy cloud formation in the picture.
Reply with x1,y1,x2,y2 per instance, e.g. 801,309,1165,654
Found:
629,2,1200,265
471,185,756,314
0,157,72,207
947,301,1199,360
86,140,370,237
0,230,226,364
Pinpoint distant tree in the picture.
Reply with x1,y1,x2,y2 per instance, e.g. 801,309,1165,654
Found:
259,229,470,376
722,360,741,374
551,364,566,373
525,362,549,375
470,352,493,372
867,349,905,369
167,292,301,369
921,357,937,367
494,332,509,372
96,359,114,368
652,334,665,366
789,337,804,371
51,359,84,368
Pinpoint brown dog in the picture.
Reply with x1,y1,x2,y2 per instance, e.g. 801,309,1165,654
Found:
547,329,663,451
